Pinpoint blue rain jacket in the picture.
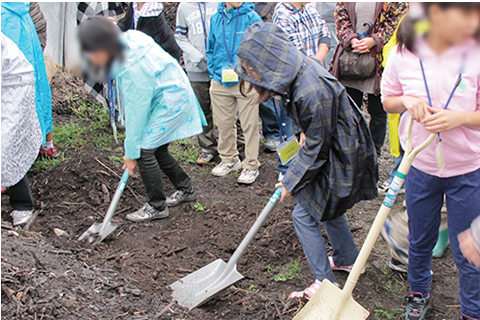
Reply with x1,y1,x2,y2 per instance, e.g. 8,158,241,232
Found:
1,2,53,143
118,31,206,159
206,2,262,87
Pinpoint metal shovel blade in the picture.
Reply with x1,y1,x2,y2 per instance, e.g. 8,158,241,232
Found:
293,280,369,320
78,222,119,243
170,258,244,310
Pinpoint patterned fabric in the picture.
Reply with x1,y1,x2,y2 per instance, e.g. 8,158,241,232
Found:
77,2,126,110
117,31,206,159
132,2,163,28
236,23,378,221
1,34,42,187
2,2,53,143
273,3,331,57
330,2,409,94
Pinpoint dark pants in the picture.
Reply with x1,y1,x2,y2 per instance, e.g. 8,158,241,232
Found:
190,81,245,155
405,167,480,318
347,87,386,157
10,175,34,211
137,144,193,211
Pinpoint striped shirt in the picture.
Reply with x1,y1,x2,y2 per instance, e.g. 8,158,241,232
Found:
273,3,331,57
132,2,163,29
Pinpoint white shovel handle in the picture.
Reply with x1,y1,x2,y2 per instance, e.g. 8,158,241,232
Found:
343,117,435,296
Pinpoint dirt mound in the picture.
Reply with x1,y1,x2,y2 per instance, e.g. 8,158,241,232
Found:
1,228,167,320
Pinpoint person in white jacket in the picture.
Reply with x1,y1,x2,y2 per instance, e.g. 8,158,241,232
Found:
1,34,42,226
175,2,218,165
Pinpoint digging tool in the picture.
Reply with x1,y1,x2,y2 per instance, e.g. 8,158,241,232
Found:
79,169,129,243
293,118,436,320
169,187,283,310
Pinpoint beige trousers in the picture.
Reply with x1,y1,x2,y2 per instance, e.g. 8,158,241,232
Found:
210,80,260,171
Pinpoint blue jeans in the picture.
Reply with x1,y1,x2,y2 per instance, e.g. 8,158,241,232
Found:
259,98,294,173
405,166,480,318
292,203,359,282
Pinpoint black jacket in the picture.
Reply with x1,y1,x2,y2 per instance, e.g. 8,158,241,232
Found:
117,4,181,61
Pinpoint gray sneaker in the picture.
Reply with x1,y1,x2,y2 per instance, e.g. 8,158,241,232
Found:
126,203,169,222
166,188,196,207
11,210,33,226
264,140,281,152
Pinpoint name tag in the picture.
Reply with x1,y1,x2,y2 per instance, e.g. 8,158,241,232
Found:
277,136,300,165
222,68,239,83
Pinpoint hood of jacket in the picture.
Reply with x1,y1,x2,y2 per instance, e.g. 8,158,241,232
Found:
1,2,30,16
121,30,155,72
235,22,304,95
217,2,256,17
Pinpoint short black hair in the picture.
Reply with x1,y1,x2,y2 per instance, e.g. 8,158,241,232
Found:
77,16,124,60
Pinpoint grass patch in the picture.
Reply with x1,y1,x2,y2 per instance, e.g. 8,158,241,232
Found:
267,260,301,282
109,155,124,165
194,202,205,212
374,305,402,319
33,155,64,171
170,137,199,164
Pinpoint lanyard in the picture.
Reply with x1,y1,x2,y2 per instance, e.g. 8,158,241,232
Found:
198,2,208,50
222,8,240,67
273,99,287,141
288,3,317,55
419,53,466,141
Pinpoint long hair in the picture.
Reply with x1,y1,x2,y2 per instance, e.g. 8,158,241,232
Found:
239,78,273,104
397,2,480,52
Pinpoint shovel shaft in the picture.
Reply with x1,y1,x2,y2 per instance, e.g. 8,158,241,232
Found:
223,188,282,272
99,169,129,233
343,119,435,297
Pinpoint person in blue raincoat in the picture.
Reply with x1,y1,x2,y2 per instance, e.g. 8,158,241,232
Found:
77,17,206,223
1,2,58,157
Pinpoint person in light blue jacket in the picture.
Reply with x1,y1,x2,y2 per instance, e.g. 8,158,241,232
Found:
78,17,206,222
206,2,263,185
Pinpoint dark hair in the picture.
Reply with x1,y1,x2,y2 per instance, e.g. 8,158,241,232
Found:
239,78,273,104
397,2,480,52
77,16,124,61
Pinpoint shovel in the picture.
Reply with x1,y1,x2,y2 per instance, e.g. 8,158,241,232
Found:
293,118,435,320
79,169,129,243
169,187,283,310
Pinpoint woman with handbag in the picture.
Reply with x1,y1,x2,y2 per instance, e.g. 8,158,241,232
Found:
330,2,408,157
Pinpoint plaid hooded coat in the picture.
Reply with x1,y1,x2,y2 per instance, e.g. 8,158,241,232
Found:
236,23,378,221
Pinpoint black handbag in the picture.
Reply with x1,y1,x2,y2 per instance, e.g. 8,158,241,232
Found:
339,48,377,80
339,22,377,80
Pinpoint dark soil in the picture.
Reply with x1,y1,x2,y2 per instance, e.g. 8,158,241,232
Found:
2,69,461,320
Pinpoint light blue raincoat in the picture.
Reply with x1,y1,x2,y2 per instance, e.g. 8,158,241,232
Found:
1,2,53,143
118,31,206,159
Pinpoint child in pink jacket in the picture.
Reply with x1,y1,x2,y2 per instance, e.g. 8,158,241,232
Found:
381,3,480,320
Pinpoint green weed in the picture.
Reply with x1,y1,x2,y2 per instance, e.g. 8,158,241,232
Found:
194,202,205,211
247,285,256,292
373,305,402,319
268,260,301,282
109,155,124,165
33,155,64,170
170,138,199,164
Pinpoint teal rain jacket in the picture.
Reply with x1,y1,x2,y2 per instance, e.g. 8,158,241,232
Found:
1,2,53,143
118,31,206,159
206,2,262,87
236,23,378,221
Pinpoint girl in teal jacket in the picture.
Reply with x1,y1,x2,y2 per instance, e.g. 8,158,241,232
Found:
78,17,206,222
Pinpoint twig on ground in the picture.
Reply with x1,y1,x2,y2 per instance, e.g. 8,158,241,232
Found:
155,301,175,319
23,200,50,231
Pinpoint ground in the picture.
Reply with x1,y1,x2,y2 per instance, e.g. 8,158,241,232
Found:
1,71,461,320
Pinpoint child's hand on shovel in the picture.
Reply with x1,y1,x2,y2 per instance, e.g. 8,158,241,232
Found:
275,182,291,202
122,156,137,176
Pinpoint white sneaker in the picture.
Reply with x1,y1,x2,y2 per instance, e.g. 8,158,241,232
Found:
11,210,33,226
264,140,281,152
237,168,259,185
211,160,242,177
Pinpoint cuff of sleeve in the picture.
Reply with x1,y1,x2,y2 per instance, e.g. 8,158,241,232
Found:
125,143,141,160
282,172,299,194
371,33,384,51
319,37,331,47
343,33,358,48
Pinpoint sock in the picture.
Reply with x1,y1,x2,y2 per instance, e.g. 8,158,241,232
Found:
42,140,54,150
